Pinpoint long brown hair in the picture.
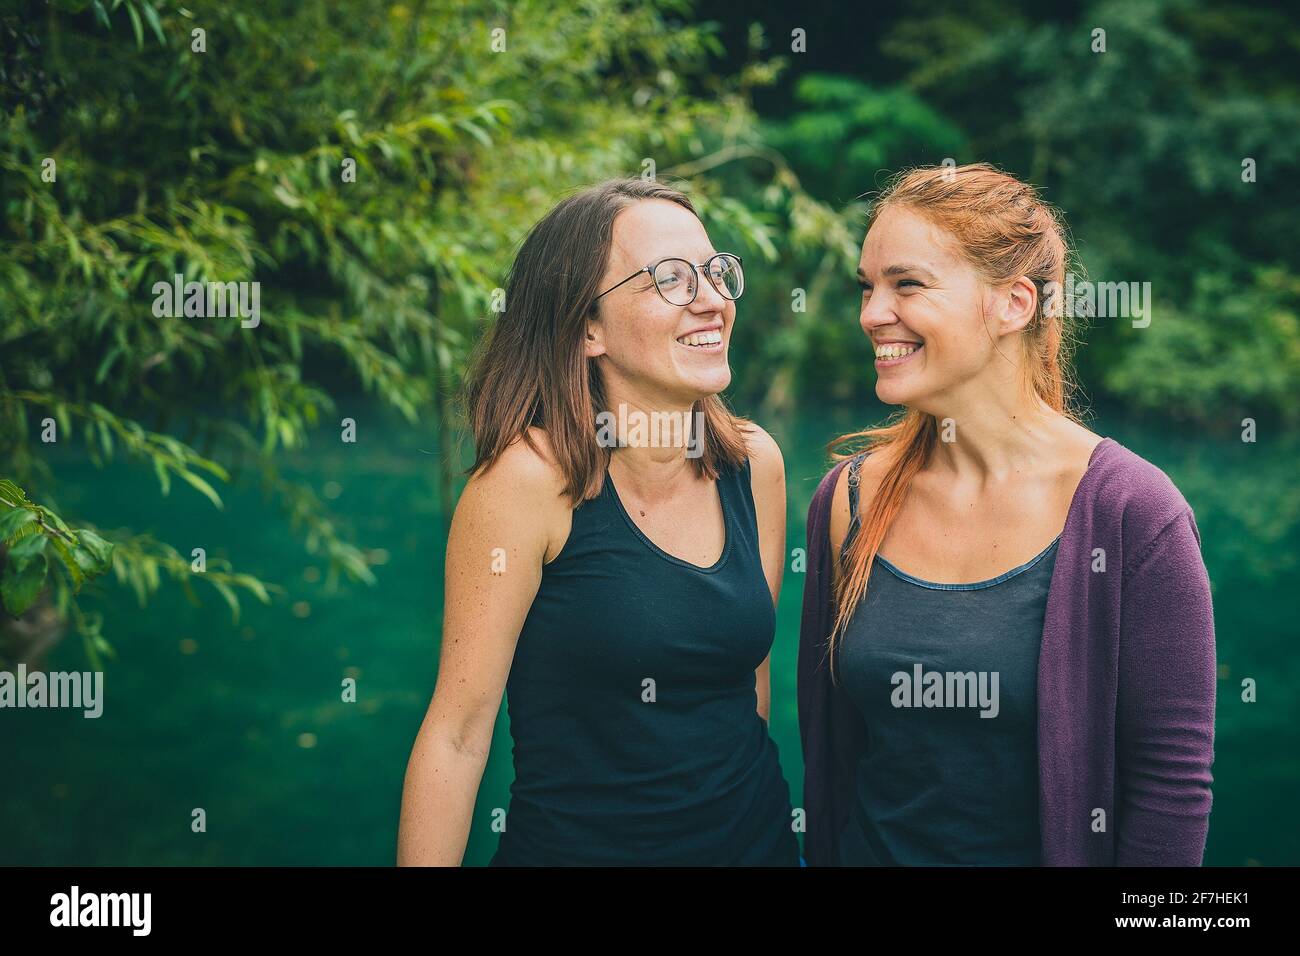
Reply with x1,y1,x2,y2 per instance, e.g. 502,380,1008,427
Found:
828,162,1084,677
464,178,749,502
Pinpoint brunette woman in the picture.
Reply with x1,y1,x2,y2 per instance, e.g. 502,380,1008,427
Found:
799,163,1216,866
398,178,799,866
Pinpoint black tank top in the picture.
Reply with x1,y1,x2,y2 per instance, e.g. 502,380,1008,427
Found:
489,456,800,866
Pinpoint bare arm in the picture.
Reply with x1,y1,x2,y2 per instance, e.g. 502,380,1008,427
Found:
747,424,786,723
396,434,568,865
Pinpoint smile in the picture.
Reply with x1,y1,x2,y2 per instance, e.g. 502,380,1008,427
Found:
676,330,723,349
874,341,923,367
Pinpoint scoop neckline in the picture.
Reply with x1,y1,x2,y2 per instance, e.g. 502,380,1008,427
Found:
604,467,733,574
876,533,1062,591
859,435,1112,590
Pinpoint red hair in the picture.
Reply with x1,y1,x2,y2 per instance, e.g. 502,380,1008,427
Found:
828,162,1084,678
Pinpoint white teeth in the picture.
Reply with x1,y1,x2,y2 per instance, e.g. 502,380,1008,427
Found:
875,343,920,359
677,330,722,347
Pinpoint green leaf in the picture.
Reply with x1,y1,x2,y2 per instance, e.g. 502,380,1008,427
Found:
41,507,72,535
233,573,271,604
73,530,115,576
1,549,47,617
49,536,87,593
141,0,166,46
211,578,241,625
93,633,117,661
8,531,48,565
153,457,171,496
0,507,37,543
126,1,144,48
454,118,492,147
0,479,30,506
176,469,224,509
95,345,123,385
272,184,303,209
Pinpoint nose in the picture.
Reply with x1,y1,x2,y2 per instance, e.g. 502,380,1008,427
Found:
690,267,729,313
859,286,899,336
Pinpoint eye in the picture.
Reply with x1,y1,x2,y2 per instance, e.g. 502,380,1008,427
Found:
858,280,872,293
898,279,922,288
654,261,691,288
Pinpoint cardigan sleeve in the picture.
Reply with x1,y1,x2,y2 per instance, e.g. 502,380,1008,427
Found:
797,459,863,866
1115,508,1217,865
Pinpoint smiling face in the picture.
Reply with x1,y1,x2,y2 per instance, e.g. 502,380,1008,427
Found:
857,205,1032,413
586,199,734,407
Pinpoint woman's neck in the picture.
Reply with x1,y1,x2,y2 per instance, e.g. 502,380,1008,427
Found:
923,390,1064,483
600,387,700,497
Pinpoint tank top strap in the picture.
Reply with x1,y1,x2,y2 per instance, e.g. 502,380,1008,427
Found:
733,453,753,489
841,451,869,559
719,454,755,526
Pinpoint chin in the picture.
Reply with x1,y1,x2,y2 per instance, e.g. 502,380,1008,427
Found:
687,367,732,399
874,380,914,407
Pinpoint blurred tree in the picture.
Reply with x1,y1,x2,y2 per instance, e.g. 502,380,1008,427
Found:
751,73,965,411
876,0,1300,421
0,0,853,665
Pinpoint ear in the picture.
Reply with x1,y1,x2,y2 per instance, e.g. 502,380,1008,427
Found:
996,275,1038,337
584,306,607,358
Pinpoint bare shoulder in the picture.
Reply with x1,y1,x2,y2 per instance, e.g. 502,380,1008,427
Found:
454,427,571,562
742,421,785,485
1051,417,1107,494
1059,417,1105,463
470,426,568,501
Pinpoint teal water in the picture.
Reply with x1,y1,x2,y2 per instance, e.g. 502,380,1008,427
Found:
2,399,1296,865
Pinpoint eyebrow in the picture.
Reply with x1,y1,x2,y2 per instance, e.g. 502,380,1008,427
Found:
857,263,938,282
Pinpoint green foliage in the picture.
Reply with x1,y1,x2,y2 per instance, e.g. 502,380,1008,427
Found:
766,74,965,202
1103,266,1300,423
871,0,1300,420
751,74,966,408
0,0,852,663
0,477,114,664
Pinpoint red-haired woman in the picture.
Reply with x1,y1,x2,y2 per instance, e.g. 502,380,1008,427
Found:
398,178,799,866
799,163,1216,866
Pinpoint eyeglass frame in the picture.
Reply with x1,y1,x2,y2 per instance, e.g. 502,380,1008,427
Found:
592,253,745,306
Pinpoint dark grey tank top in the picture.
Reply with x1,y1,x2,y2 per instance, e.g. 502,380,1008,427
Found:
489,456,799,866
835,452,1055,865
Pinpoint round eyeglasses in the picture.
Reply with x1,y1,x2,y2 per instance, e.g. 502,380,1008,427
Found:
593,253,744,307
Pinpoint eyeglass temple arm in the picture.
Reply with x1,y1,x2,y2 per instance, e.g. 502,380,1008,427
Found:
593,268,649,301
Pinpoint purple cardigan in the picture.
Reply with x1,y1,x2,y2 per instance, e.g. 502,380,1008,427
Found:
797,437,1217,866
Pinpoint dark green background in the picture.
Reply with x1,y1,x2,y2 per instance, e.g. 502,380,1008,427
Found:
3,398,1294,866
